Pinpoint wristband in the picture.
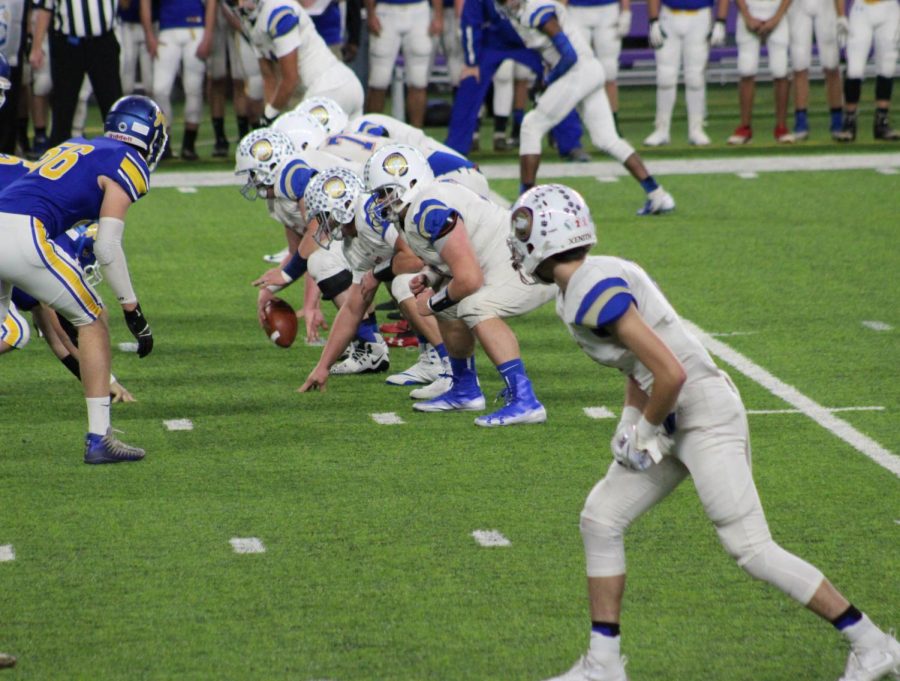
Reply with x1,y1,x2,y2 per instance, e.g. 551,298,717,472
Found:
282,251,308,281
427,287,457,313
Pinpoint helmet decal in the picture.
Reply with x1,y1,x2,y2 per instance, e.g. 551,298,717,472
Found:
251,139,274,162
323,175,347,199
382,152,409,177
309,106,328,124
512,207,532,241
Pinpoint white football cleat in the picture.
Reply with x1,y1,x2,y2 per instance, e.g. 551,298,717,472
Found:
329,340,390,375
636,187,675,216
543,653,628,681
643,128,670,147
838,630,900,681
409,374,453,400
688,128,711,146
263,247,289,264
385,344,444,386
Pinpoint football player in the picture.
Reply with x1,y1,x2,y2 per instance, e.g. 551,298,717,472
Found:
644,0,730,146
364,144,555,426
297,168,451,394
496,0,676,215
509,184,900,681
787,0,845,140
234,0,364,126
727,0,793,144
141,0,217,160
0,94,164,463
833,0,899,141
363,0,441,127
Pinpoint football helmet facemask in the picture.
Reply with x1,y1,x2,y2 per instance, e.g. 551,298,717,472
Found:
362,143,434,224
304,167,365,249
104,95,168,171
234,129,295,200
508,184,596,284
294,97,349,135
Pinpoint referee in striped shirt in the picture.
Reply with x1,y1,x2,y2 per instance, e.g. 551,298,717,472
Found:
29,0,124,146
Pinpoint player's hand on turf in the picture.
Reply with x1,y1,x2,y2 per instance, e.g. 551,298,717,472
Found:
648,19,666,48
460,65,480,83
616,9,632,38
416,287,435,316
123,303,153,358
298,366,329,392
836,16,849,48
304,307,328,343
110,380,136,403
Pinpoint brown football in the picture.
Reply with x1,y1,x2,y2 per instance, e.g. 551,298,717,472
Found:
262,298,298,348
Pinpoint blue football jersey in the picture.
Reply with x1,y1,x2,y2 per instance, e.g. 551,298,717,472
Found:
0,154,33,187
0,137,150,240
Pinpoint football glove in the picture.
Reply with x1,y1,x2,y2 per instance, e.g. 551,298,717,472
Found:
709,19,726,46
611,423,655,471
124,303,153,358
648,19,666,49
616,9,632,38
836,16,849,48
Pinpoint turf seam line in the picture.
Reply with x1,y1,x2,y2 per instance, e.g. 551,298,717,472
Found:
684,319,900,477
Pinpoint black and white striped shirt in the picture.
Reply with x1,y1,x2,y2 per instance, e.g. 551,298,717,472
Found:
32,0,118,37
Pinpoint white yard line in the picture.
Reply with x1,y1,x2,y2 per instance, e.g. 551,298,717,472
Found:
748,406,885,415
229,537,266,554
371,412,405,425
683,320,899,477
862,320,893,332
708,331,758,337
737,171,758,179
153,153,900,189
584,406,617,420
472,530,511,547
164,419,194,431
0,545,15,561
176,186,198,193
117,342,138,353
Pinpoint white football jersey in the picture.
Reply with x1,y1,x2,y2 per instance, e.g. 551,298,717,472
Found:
556,256,719,394
341,194,400,281
347,113,468,160
317,132,393,166
246,0,336,89
508,0,595,66
402,180,509,276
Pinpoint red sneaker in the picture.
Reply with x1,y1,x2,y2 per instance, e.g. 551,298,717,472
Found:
386,333,419,348
727,125,752,145
774,125,795,143
379,320,410,335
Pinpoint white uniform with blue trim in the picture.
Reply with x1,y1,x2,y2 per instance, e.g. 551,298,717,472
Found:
845,0,898,80
367,0,434,90
246,0,364,117
152,0,210,126
403,180,556,327
507,0,634,162
558,255,826,607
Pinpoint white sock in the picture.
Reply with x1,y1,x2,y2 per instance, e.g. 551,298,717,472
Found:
843,614,882,648
86,397,111,436
589,631,621,657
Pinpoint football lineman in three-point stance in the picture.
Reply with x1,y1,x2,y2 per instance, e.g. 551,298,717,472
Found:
509,184,900,681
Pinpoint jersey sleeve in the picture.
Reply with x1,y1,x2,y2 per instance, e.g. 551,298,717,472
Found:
267,3,302,57
277,159,316,200
574,276,635,329
412,198,459,245
526,1,558,28
111,149,151,202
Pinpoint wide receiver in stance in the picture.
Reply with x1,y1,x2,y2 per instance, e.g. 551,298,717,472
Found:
508,184,900,681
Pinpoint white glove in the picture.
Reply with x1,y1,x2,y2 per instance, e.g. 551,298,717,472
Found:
836,16,849,48
611,422,654,471
616,9,632,38
610,405,642,455
709,19,726,46
648,19,665,49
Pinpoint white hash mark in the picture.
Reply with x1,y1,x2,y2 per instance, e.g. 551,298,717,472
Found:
472,530,511,547
229,538,266,554
371,412,405,425
164,419,194,431
584,407,617,420
0,545,15,562
862,321,893,332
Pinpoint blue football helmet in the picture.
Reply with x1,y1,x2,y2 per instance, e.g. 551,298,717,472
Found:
104,95,168,171
0,53,11,110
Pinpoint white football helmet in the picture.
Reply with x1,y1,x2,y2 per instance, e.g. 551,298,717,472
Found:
303,166,365,248
362,143,434,224
294,97,348,135
508,184,596,284
271,111,328,152
234,129,295,200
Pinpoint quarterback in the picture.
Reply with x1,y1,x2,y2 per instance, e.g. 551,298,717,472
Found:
508,184,900,681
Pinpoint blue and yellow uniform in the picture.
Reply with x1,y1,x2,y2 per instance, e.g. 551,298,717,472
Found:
0,153,34,187
0,137,150,326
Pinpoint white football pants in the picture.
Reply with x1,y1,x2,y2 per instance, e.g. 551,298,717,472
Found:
368,1,433,89
117,21,154,93
153,27,207,126
789,0,840,72
568,3,624,83
737,0,790,78
846,0,899,79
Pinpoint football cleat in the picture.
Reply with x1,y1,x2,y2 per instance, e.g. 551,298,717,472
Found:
727,125,752,145
329,340,390,375
385,344,444,386
212,139,230,158
0,653,16,669
775,125,795,143
84,428,146,464
412,379,485,412
792,126,810,142
409,374,453,400
834,112,857,142
688,128,711,146
386,333,419,348
643,128,670,147
838,630,900,681
379,320,410,335
263,247,290,263
180,146,199,161
543,653,629,681
636,187,675,216
474,375,546,427
874,112,900,141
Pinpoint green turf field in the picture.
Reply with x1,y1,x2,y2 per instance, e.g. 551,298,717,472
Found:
1,142,899,679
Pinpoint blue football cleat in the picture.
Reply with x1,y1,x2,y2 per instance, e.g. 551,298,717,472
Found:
84,428,146,464
474,375,547,427
412,380,485,412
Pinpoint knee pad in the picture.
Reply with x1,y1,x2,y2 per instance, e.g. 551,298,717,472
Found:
768,45,789,79
593,133,634,165
845,77,862,105
816,35,839,71
580,513,627,578
403,47,432,88
33,69,52,97
737,42,760,77
656,62,679,89
740,540,825,606
245,74,263,101
391,272,416,303
684,69,705,91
